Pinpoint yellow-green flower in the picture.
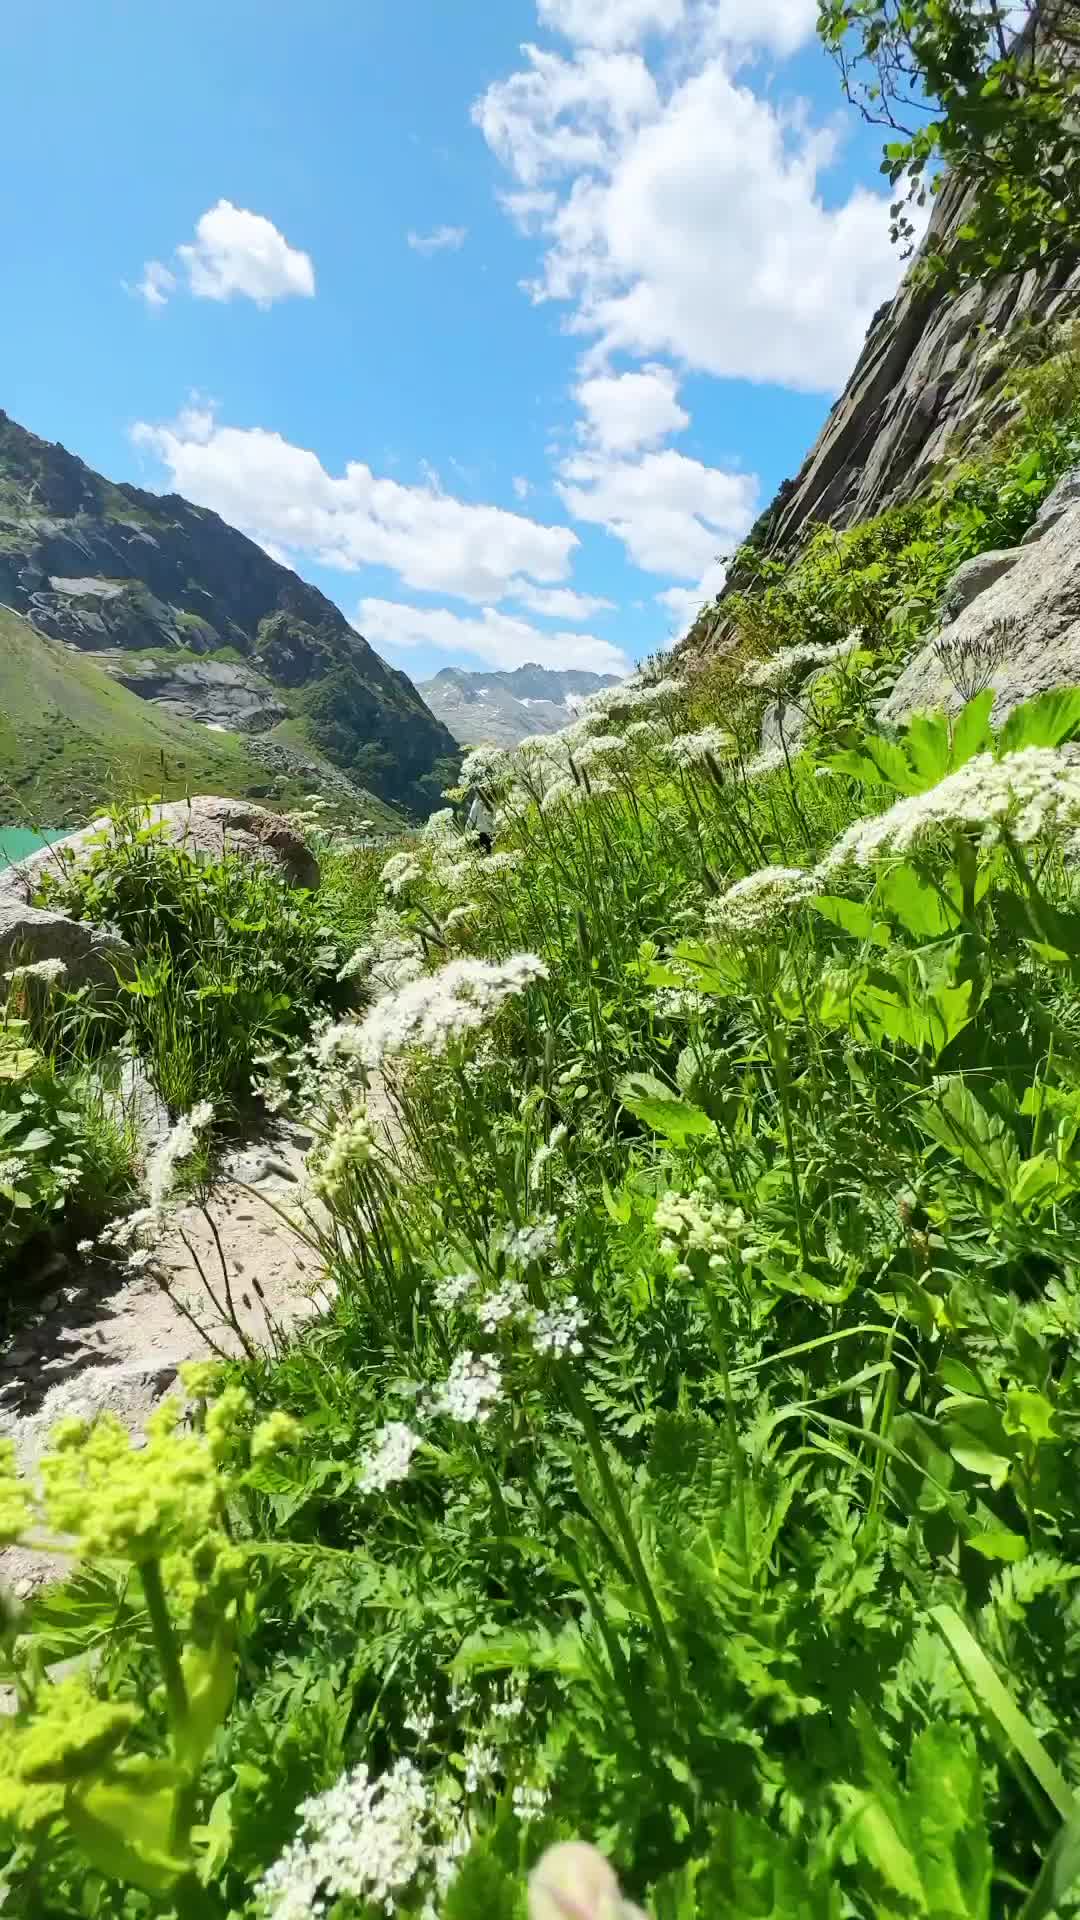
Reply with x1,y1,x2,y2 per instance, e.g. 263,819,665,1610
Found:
39,1406,221,1564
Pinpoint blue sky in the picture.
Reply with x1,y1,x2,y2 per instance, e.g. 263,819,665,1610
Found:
3,0,906,684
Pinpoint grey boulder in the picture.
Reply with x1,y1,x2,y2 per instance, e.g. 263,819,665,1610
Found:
1022,464,1080,546
0,797,319,907
0,904,132,992
882,499,1080,724
940,547,1026,620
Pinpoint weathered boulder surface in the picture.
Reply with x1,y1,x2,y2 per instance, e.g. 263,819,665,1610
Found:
881,501,1080,723
1021,464,1080,545
0,797,319,905
0,904,132,990
941,547,1026,620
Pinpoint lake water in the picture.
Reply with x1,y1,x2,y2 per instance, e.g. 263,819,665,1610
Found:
0,828,62,871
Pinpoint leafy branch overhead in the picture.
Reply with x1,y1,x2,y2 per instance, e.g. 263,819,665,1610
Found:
817,0,1080,281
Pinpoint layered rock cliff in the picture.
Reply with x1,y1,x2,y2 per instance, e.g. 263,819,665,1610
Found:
0,411,458,817
685,171,1080,655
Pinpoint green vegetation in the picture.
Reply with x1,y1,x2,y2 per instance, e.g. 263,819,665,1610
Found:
818,0,1080,282
0,610,315,826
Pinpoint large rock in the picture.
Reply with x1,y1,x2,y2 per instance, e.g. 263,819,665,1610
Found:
0,904,132,991
941,547,1025,620
1022,464,1080,545
881,500,1080,724
0,798,319,906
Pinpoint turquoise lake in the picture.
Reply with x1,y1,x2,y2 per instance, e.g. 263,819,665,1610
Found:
0,828,61,870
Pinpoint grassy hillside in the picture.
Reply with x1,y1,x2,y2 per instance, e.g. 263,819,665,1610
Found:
0,608,400,829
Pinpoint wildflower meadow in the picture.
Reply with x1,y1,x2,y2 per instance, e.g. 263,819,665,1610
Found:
3,329,1080,1918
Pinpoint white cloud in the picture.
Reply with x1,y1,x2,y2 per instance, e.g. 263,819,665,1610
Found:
359,598,631,676
477,37,900,391
134,201,315,309
537,0,817,52
512,475,532,499
513,584,615,620
557,445,756,577
575,363,688,452
408,225,468,254
133,405,580,605
135,260,178,309
656,555,728,632
537,0,684,48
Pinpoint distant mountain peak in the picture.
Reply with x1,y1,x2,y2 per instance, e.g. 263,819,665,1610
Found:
418,663,622,749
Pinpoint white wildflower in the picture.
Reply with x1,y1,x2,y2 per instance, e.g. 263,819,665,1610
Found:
625,718,665,743
499,1216,557,1265
423,808,457,841
76,1237,95,1256
705,865,814,937
255,1758,430,1920
744,744,789,778
464,1739,499,1794
0,1157,28,1186
442,901,478,933
746,636,860,691
434,1269,480,1311
126,1248,155,1272
652,987,708,1018
382,852,422,899
357,1422,423,1493
532,1297,586,1357
572,734,622,767
315,1019,367,1068
405,1701,437,1740
356,953,548,1069
665,727,732,768
485,850,525,876
818,747,1080,875
436,1351,503,1425
476,1279,529,1331
460,742,512,789
513,1784,550,1824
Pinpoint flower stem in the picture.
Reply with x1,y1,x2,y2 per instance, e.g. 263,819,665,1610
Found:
141,1556,189,1734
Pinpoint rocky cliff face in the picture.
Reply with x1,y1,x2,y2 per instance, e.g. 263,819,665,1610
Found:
0,411,458,816
685,173,1080,655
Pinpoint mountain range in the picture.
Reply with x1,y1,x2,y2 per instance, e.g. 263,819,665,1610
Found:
0,410,458,826
418,665,620,749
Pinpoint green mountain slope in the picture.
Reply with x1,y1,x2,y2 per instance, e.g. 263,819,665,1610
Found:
0,608,404,830
0,409,459,818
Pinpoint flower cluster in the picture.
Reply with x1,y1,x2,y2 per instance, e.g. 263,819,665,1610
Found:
499,1216,558,1265
705,865,814,938
434,1269,480,1311
256,1759,433,1920
381,851,422,899
309,1103,379,1202
476,1278,529,1330
357,953,548,1069
665,726,732,768
655,1185,748,1278
746,636,860,692
357,1422,423,1493
533,1298,586,1357
818,746,1080,874
38,1401,226,1563
435,1351,503,1425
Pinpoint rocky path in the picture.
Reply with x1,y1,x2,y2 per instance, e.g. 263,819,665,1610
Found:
0,1125,326,1597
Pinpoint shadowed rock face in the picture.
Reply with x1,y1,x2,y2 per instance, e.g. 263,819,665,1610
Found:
0,411,458,817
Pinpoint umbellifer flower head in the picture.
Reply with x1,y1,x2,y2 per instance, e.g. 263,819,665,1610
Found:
705,865,814,937
435,1351,503,1425
818,746,1080,875
357,954,548,1068
357,1422,423,1493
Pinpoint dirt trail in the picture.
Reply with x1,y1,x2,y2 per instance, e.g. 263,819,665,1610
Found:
0,1127,325,1594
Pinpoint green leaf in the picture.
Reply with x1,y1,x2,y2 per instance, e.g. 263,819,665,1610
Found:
617,1071,717,1143
998,689,1080,755
951,688,996,765
917,1078,1019,1193
931,1606,1078,1821
968,1530,1028,1563
66,1761,187,1893
809,894,887,943
176,1628,235,1774
1019,1805,1080,1920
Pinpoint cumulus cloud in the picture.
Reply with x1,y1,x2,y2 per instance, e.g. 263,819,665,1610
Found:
358,598,631,675
512,475,532,499
407,225,468,254
513,584,616,620
132,404,580,605
537,0,684,48
558,445,757,578
656,555,728,633
575,363,688,453
476,33,900,391
133,201,315,309
537,0,817,53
